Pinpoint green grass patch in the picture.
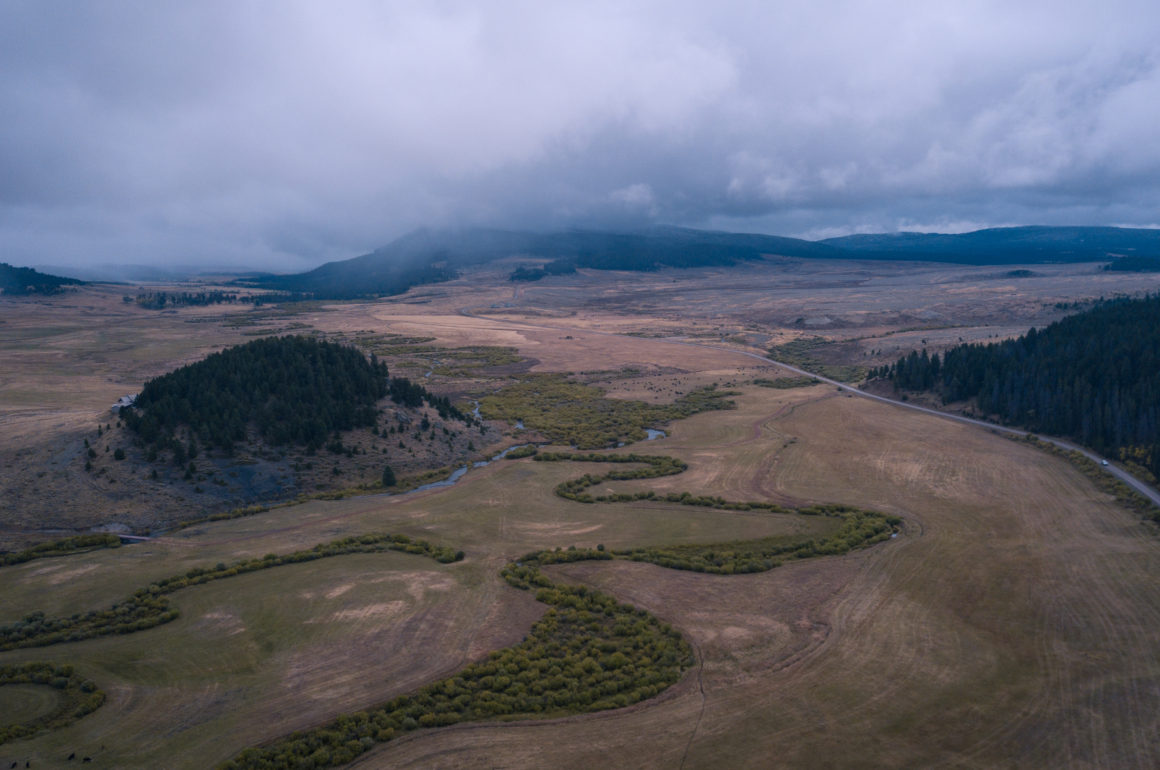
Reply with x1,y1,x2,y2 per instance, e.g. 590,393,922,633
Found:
0,662,105,745
0,534,463,652
533,451,900,572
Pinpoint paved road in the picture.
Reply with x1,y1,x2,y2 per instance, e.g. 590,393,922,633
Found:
685,339,1160,508
456,305,1160,508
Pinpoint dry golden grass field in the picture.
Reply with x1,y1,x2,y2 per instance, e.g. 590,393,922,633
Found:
3,258,1160,768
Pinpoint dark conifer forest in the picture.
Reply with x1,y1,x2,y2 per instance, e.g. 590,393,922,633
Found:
121,336,460,459
0,262,84,295
873,295,1160,475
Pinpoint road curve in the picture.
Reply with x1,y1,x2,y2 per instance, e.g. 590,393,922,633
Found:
683,339,1160,508
455,305,1160,508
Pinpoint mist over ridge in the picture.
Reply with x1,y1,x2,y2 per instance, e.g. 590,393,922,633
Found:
2,1,1159,272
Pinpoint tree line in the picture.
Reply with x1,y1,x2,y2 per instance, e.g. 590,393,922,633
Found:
126,290,311,309
871,294,1160,476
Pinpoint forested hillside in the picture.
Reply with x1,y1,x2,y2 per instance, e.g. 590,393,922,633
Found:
0,262,84,295
121,336,459,459
874,295,1160,475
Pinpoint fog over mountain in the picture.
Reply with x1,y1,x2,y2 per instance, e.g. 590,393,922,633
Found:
2,1,1159,272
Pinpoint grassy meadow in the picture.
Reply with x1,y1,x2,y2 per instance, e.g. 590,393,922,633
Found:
4,269,1160,768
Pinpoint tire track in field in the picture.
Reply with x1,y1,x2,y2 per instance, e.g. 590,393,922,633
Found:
677,635,707,770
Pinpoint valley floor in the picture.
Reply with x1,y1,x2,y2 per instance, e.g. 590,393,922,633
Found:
3,261,1160,767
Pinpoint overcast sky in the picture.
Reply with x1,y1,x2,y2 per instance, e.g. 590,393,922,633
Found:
3,0,1159,271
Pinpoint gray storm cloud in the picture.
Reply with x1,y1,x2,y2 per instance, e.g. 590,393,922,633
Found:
2,0,1158,270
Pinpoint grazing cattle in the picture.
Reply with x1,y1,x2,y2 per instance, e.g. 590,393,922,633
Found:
68,754,76,761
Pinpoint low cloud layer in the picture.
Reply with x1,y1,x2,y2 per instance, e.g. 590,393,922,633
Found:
3,0,1159,270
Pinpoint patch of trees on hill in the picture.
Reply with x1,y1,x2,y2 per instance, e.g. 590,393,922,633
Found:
121,336,459,458
1102,257,1160,273
0,263,84,296
872,295,1160,476
387,376,464,421
510,260,578,282
239,260,457,300
127,290,311,309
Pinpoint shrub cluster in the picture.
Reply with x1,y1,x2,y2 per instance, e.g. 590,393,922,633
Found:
536,452,688,502
619,511,898,574
753,376,820,389
1011,434,1160,525
480,375,734,449
767,338,866,382
535,452,901,573
220,555,690,769
0,534,462,651
1,533,121,568
0,662,105,745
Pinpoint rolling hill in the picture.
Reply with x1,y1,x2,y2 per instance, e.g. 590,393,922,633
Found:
235,226,843,299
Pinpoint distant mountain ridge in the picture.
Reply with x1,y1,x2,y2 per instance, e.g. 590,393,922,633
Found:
236,224,1160,299
236,226,842,299
822,225,1160,264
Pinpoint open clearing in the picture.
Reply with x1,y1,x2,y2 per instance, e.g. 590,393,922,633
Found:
3,259,1160,767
